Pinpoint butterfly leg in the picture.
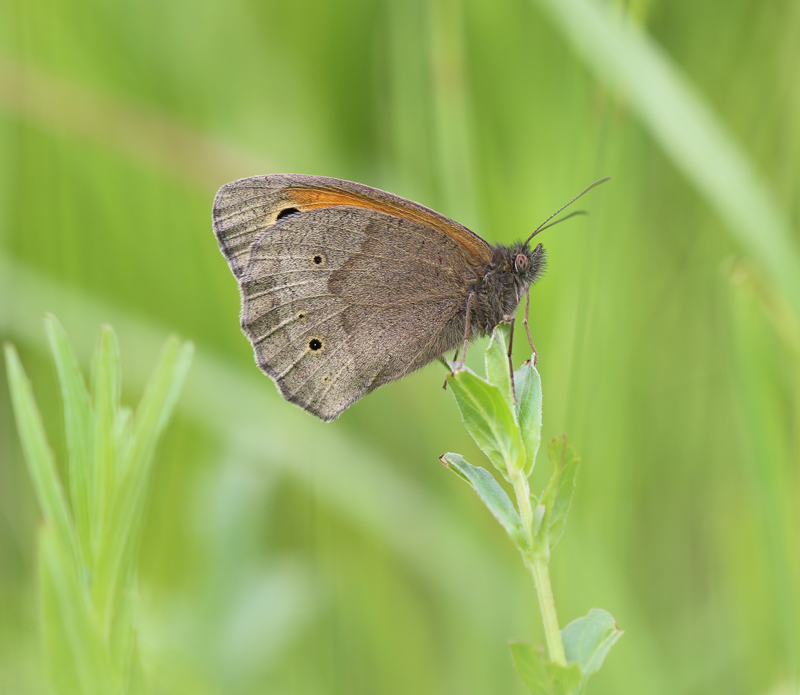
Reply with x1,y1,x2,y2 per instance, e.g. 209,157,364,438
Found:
442,292,475,389
456,292,476,371
442,348,459,390
504,315,518,404
523,289,539,365
442,292,476,389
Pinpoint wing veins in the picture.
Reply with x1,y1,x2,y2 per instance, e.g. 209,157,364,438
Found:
281,308,381,392
219,202,482,268
243,293,338,315
243,278,320,299
254,243,462,271
264,306,350,371
255,305,348,353
250,304,345,345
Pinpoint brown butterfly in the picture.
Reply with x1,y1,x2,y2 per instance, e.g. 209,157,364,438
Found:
212,174,608,421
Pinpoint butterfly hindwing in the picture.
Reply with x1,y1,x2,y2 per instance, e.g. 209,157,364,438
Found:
239,206,472,420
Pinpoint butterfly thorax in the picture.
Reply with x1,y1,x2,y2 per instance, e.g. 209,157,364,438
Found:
467,243,547,336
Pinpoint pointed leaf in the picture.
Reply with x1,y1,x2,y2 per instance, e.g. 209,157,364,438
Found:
93,336,193,627
485,322,515,413
440,453,525,549
114,406,133,469
4,343,81,564
45,315,94,554
90,325,122,557
562,608,623,677
540,436,580,548
547,437,580,547
445,365,525,473
515,359,543,475
531,497,546,540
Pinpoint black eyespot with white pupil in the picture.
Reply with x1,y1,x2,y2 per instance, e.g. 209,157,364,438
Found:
276,207,300,221
514,253,530,273
309,338,322,351
313,255,323,264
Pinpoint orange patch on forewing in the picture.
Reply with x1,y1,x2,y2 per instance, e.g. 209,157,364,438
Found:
283,187,492,262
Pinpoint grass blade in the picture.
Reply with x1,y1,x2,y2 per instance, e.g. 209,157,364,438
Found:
90,325,122,559
92,336,193,628
44,314,94,558
4,343,81,566
533,0,800,318
39,526,119,695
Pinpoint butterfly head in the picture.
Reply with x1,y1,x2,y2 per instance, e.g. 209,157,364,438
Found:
513,242,546,285
483,242,547,323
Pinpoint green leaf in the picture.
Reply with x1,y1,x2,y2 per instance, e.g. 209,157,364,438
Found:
510,641,583,695
540,436,580,548
4,343,82,566
562,608,623,677
10,320,192,692
114,406,133,477
92,335,193,628
106,573,137,682
531,497,546,540
90,325,122,558
446,365,526,473
440,453,525,549
514,359,543,475
510,642,551,694
39,526,120,695
44,315,94,557
484,322,515,413
546,662,583,695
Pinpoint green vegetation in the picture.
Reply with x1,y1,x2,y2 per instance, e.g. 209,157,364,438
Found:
4,317,192,694
1,0,799,693
442,323,622,692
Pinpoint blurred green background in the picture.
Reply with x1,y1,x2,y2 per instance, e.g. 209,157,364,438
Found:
2,0,799,693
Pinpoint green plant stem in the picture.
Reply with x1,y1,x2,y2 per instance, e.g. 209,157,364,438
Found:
509,467,567,666
528,555,566,665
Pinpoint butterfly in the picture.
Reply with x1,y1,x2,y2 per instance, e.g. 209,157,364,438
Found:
212,174,607,420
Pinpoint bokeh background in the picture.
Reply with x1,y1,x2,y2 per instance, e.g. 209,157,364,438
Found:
2,0,800,693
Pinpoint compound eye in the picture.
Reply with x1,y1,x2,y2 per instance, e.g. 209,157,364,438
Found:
514,253,530,273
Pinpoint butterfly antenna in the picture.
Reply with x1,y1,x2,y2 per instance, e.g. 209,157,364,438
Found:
534,209,588,235
524,176,611,245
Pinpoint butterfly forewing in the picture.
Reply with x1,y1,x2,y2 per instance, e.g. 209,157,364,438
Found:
213,175,493,276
